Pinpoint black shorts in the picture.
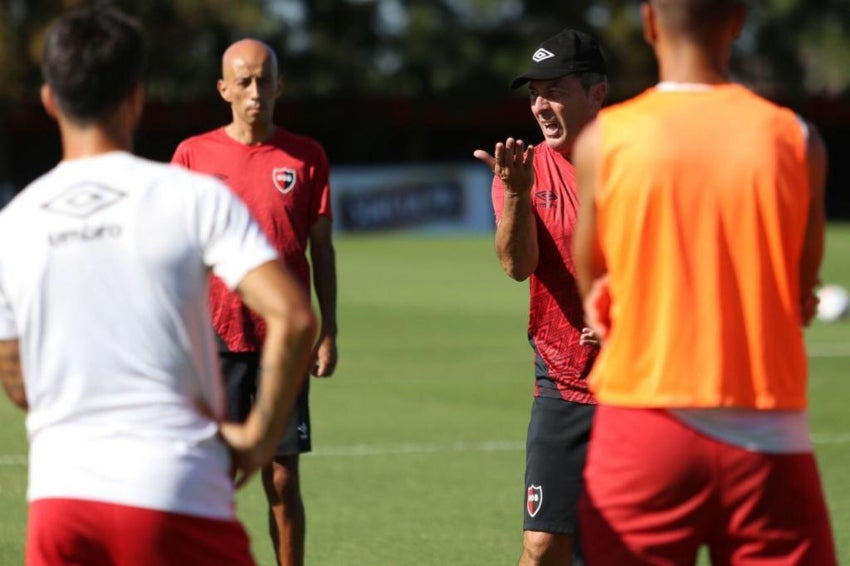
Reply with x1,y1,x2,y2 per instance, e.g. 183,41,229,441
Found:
220,352,311,456
524,396,595,534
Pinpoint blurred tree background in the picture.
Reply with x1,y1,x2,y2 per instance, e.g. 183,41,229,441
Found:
3,0,850,102
1,0,849,211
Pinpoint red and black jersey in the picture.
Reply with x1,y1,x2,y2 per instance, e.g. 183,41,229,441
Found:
173,127,331,352
492,143,597,404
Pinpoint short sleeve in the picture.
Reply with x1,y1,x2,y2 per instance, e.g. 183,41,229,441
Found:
193,176,279,290
0,239,16,339
171,142,190,168
0,280,16,339
310,144,332,224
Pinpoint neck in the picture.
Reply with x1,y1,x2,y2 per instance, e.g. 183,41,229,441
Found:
556,145,573,160
656,41,730,85
546,138,575,158
225,121,277,146
58,120,132,161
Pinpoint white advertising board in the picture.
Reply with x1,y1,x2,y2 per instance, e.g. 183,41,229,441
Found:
330,163,495,233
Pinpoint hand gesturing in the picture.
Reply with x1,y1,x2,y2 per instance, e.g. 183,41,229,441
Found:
474,137,535,196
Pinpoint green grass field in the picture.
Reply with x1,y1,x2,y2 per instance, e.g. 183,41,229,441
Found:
1,225,849,565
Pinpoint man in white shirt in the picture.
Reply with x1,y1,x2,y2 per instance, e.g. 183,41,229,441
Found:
0,6,316,565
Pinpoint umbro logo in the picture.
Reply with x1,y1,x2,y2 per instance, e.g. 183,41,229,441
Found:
535,190,557,208
42,182,126,219
532,48,555,62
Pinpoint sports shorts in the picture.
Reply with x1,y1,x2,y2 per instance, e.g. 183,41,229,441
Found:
27,498,254,566
580,405,837,565
220,351,312,456
523,396,595,535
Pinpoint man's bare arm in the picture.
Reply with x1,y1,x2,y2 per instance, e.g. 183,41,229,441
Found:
309,216,338,377
800,120,827,325
0,339,27,410
474,138,539,280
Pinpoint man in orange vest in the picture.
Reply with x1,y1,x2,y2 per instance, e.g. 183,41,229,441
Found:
570,0,837,563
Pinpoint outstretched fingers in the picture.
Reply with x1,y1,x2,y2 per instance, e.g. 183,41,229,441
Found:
473,148,495,169
522,143,535,168
475,138,534,172
502,138,534,169
475,138,535,196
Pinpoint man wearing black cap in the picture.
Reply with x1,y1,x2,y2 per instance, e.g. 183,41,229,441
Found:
474,28,608,566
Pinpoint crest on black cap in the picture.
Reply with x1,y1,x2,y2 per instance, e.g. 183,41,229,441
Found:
510,29,607,90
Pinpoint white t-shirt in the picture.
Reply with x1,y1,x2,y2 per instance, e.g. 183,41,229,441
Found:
0,152,278,519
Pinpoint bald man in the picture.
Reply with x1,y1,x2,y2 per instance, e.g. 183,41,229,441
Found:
172,38,338,566
572,0,836,564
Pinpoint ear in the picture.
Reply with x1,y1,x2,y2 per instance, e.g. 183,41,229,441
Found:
641,2,657,46
590,81,608,112
217,78,231,103
40,84,59,120
275,76,283,99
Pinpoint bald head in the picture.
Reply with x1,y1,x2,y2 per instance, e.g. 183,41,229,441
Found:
649,0,742,38
221,39,278,81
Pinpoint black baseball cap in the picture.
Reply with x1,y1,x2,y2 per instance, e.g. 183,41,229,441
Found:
510,29,607,90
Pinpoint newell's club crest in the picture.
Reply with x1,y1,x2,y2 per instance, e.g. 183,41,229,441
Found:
272,167,297,194
527,485,543,518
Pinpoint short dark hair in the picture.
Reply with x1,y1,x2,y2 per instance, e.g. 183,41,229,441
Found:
576,71,608,93
41,6,147,123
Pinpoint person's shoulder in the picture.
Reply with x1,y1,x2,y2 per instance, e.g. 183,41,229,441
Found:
275,127,325,148
715,84,787,115
600,87,657,119
274,128,329,159
0,165,64,234
129,154,229,194
168,162,229,191
724,84,775,109
727,85,805,131
593,89,665,139
153,162,242,220
532,142,576,173
9,163,64,203
532,141,556,164
174,128,226,153
0,177,41,224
